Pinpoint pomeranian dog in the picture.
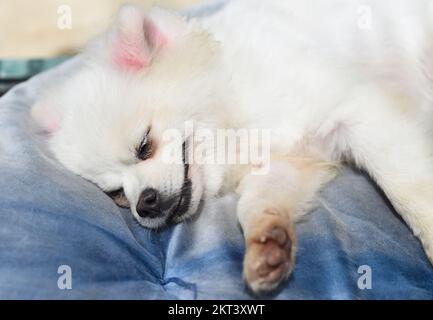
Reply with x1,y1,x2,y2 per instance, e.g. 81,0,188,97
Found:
32,0,433,294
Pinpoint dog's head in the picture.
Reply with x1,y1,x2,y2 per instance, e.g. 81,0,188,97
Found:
32,5,229,228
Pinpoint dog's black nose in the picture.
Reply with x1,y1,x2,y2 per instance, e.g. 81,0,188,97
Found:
136,188,160,218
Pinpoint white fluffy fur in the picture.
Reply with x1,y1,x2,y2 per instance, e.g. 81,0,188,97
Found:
32,0,433,293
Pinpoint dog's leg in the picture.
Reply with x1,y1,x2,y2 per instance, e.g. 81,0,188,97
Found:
236,157,336,294
346,88,433,264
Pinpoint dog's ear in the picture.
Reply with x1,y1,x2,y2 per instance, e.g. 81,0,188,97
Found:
109,5,185,71
31,98,63,133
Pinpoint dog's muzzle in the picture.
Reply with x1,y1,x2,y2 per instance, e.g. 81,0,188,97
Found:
136,182,191,220
136,188,166,218
135,188,179,217
136,141,192,222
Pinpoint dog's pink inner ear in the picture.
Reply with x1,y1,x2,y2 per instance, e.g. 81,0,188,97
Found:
31,102,61,133
112,16,166,71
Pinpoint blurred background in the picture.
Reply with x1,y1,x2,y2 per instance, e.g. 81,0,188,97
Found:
0,0,203,95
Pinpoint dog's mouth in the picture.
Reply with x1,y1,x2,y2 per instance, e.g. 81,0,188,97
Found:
168,177,192,220
167,141,193,223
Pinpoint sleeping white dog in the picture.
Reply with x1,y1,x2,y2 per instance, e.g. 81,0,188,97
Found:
32,0,433,294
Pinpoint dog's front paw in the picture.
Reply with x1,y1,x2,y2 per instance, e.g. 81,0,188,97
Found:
243,213,295,295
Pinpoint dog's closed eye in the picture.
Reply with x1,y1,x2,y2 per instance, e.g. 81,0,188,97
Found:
136,128,152,161
106,188,130,208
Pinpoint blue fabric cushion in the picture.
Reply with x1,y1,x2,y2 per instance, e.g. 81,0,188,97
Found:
0,2,432,300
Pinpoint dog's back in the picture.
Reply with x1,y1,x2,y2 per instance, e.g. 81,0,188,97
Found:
202,0,433,119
